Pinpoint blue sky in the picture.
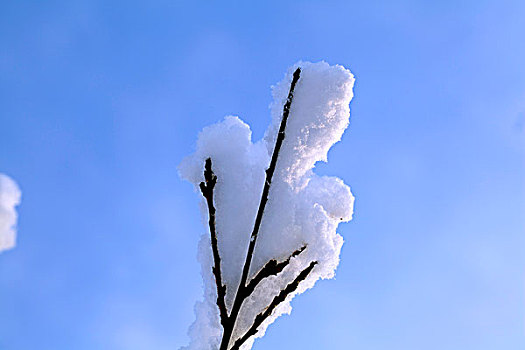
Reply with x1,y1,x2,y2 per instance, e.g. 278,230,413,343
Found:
1,1,524,349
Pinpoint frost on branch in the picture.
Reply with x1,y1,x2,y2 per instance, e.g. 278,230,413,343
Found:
179,61,355,349
0,174,21,253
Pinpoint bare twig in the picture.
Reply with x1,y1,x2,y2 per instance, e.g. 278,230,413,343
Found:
244,246,306,298
199,158,229,328
231,261,318,350
219,67,302,350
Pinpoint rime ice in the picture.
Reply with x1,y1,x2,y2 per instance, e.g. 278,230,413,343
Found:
179,61,355,349
0,174,21,253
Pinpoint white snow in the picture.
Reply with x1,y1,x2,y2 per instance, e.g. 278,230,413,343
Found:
0,174,21,253
179,61,355,349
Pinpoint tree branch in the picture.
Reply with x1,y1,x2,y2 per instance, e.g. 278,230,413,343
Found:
199,158,229,328
231,261,318,350
218,68,302,350
240,67,302,292
244,245,306,298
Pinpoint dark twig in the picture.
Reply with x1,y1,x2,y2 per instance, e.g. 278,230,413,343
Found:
199,158,228,328
245,246,306,298
219,67,302,350
231,261,318,350
242,67,302,289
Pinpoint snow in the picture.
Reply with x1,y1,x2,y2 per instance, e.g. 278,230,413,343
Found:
0,174,21,253
179,61,355,349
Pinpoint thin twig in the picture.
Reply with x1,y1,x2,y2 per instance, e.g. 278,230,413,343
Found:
199,158,229,328
231,261,318,350
244,246,306,298
219,67,302,350
242,67,302,287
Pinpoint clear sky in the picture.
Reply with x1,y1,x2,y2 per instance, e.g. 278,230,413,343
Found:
0,1,524,349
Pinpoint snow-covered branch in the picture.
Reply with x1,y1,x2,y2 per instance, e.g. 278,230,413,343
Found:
216,67,303,350
179,61,356,350
199,158,228,327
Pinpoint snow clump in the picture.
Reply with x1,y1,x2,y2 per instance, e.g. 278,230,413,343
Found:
0,174,21,253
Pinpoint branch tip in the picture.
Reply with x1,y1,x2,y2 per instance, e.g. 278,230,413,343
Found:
245,245,308,298
199,158,228,328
